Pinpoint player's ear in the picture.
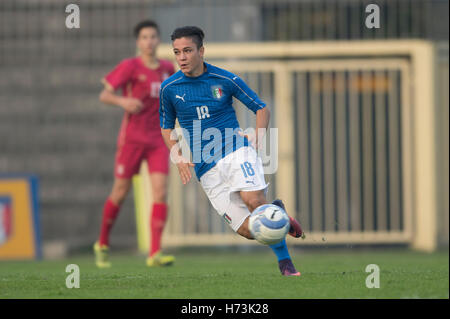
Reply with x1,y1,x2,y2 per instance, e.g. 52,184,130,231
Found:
199,46,205,58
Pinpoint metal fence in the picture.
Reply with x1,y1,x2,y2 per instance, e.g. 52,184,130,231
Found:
292,65,408,235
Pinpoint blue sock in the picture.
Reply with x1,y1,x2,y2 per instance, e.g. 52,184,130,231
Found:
269,239,291,261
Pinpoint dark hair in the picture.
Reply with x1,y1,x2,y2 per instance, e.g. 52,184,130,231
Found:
171,26,205,48
134,20,159,38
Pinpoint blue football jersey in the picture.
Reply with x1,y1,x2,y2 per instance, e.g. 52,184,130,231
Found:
159,62,267,179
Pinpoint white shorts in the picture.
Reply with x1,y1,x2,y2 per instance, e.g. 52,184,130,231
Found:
199,146,268,232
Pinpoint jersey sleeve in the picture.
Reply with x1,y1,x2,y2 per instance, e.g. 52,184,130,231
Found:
103,59,134,91
230,75,266,114
159,85,176,129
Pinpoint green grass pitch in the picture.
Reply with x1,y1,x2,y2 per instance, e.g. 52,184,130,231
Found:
0,248,448,299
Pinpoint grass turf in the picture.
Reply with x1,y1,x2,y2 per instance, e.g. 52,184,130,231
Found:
0,248,448,299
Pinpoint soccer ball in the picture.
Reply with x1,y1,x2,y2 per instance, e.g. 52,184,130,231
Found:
248,204,290,245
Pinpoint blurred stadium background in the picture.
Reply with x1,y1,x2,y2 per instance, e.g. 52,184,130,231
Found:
0,0,448,259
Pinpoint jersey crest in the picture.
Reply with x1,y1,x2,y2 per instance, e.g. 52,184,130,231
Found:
211,85,223,99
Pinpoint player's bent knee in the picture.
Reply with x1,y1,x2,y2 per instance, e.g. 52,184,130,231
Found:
237,228,253,240
240,191,267,212
236,218,254,240
247,198,267,213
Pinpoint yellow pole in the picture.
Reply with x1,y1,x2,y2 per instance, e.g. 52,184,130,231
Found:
411,43,438,252
274,63,295,218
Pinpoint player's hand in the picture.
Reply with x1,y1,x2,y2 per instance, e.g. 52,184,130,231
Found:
121,98,143,114
176,160,195,185
170,152,195,185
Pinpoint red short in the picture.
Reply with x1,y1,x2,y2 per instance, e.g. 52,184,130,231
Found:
114,142,170,179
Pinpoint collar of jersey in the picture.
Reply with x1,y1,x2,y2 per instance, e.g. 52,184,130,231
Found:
182,62,210,80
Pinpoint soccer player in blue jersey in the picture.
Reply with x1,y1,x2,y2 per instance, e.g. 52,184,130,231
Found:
159,26,304,276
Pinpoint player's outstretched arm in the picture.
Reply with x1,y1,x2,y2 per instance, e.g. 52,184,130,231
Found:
161,128,195,185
